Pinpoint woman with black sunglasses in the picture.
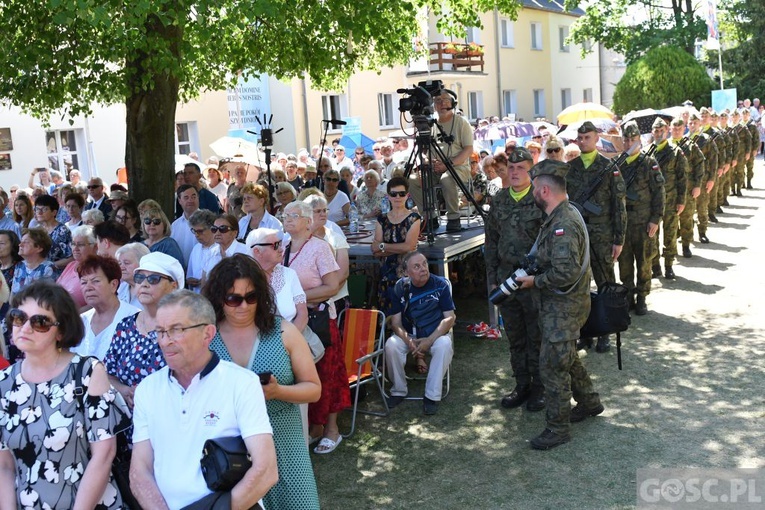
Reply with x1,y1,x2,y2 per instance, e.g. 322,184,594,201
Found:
202,254,321,510
322,169,350,227
0,281,130,509
104,252,183,409
140,206,185,270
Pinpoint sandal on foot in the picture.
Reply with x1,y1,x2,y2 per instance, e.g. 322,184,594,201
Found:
415,358,428,374
313,435,343,455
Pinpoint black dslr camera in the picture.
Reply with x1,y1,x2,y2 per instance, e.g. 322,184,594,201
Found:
489,256,540,305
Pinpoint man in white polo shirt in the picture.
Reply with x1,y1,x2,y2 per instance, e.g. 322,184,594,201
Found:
130,290,278,509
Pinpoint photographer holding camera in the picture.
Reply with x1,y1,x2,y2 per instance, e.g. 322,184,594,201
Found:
484,148,545,412
516,159,603,450
407,88,473,233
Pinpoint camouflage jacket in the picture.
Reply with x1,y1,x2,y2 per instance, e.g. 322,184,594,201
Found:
533,200,592,343
654,141,687,207
725,126,739,165
747,121,761,152
622,153,665,225
692,132,718,183
735,123,752,158
566,152,627,245
676,137,706,190
484,187,544,287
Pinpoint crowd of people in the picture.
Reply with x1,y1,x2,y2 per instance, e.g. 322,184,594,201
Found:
0,91,762,507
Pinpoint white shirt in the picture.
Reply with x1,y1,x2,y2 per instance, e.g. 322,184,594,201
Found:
209,182,228,205
171,214,199,267
238,210,282,241
117,281,143,310
187,243,219,292
326,192,350,224
74,300,140,360
202,241,250,277
132,356,273,510
271,264,306,323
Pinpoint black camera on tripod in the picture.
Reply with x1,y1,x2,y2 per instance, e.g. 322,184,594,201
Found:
397,80,445,117
489,256,540,305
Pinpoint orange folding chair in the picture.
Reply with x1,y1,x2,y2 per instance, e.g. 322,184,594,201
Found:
340,308,389,438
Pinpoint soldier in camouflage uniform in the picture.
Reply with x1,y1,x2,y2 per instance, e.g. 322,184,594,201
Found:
617,121,665,315
718,111,737,208
743,108,760,190
650,118,687,280
565,121,627,353
484,148,546,412
709,111,731,218
731,109,752,196
700,108,725,223
688,113,717,244
516,159,602,451
674,117,706,258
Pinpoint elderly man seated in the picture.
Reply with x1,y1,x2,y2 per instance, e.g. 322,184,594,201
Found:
385,251,455,415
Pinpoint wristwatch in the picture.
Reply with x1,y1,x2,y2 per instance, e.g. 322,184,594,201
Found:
379,243,385,252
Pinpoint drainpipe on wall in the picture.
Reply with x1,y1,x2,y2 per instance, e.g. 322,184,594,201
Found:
494,8,502,114
301,77,311,149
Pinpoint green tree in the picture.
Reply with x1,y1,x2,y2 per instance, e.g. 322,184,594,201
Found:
713,0,765,99
0,0,521,213
564,0,706,63
612,46,714,115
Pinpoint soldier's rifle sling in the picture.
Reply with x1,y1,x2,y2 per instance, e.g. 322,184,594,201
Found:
623,144,657,200
571,150,629,215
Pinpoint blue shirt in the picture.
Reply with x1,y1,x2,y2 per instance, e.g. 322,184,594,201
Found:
390,275,455,338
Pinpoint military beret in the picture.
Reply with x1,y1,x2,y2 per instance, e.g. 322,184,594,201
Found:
688,113,701,121
652,118,667,129
577,121,598,134
508,147,533,163
720,111,729,118
530,159,570,180
731,109,741,117
622,121,640,138
699,107,711,116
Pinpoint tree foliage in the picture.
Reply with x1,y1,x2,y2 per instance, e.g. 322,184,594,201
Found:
613,46,714,115
564,0,706,63
0,0,522,212
712,0,765,99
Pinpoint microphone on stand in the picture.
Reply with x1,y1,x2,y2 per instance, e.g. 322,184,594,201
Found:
323,119,347,126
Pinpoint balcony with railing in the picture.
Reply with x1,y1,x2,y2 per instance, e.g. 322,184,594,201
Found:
429,42,485,73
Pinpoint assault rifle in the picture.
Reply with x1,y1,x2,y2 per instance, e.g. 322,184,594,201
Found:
623,144,657,201
571,150,629,216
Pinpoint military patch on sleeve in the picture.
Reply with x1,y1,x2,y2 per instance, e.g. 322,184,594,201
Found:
553,242,570,259
654,172,665,184
652,164,659,172
616,180,626,192
613,170,620,176
555,228,565,236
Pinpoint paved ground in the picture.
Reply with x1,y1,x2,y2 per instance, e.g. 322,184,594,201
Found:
314,159,765,509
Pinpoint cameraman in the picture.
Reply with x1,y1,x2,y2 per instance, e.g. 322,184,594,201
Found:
484,148,545,412
408,89,473,233
516,159,603,450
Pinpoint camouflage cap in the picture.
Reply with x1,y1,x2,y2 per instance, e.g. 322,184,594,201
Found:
720,111,729,118
688,112,701,121
530,159,570,180
652,118,668,129
508,147,533,163
622,121,640,138
731,109,742,117
699,106,711,116
577,121,598,134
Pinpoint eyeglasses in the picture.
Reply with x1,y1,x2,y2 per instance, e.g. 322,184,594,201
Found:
355,152,365,155
389,191,408,198
324,177,339,182
154,323,208,341
313,208,328,214
190,227,208,235
34,206,50,214
115,215,129,222
143,218,162,226
334,149,345,153
210,225,234,233
250,240,282,251
87,185,102,190
373,148,381,152
7,308,60,333
72,242,93,249
283,213,305,220
224,291,259,307
134,273,174,285
546,148,562,154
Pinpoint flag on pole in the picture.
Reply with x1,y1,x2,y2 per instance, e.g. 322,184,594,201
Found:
705,0,720,50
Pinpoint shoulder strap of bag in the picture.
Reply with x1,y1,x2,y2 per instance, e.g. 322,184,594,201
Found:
73,355,88,408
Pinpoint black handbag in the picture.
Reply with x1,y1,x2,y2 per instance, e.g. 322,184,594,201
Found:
580,282,631,337
200,436,252,492
307,303,332,347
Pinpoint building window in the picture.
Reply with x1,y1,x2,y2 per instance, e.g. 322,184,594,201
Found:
378,93,396,128
583,88,593,102
500,19,515,48
467,91,484,121
321,94,348,130
531,22,543,50
533,89,546,117
465,26,481,44
502,90,517,116
559,26,570,52
561,89,572,110
45,129,82,175
175,123,194,155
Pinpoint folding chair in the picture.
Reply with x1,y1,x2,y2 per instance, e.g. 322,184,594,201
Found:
340,308,389,438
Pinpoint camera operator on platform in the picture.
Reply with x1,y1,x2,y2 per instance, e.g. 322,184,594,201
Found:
408,89,474,233
515,159,604,450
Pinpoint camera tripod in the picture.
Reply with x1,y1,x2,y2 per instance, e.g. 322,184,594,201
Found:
403,114,485,245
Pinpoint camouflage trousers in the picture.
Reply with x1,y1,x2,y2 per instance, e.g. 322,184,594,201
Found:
718,169,731,204
678,190,697,245
499,290,542,389
539,338,600,435
733,162,747,192
587,223,617,288
651,202,679,267
696,185,711,235
746,157,755,183
618,220,655,297
708,171,720,213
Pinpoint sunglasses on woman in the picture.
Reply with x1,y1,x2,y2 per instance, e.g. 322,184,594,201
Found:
210,225,233,233
324,177,339,182
7,309,60,333
224,291,259,307
389,191,407,198
546,148,562,154
134,273,173,285
144,218,162,226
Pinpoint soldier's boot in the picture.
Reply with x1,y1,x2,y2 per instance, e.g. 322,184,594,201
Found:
635,295,648,316
595,335,610,353
530,428,570,450
747,177,753,190
500,385,530,409
664,263,676,280
576,337,593,350
737,187,744,197
699,231,710,244
682,244,692,258
709,212,719,223
570,402,605,423
525,384,545,412
715,206,723,214
651,263,662,279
